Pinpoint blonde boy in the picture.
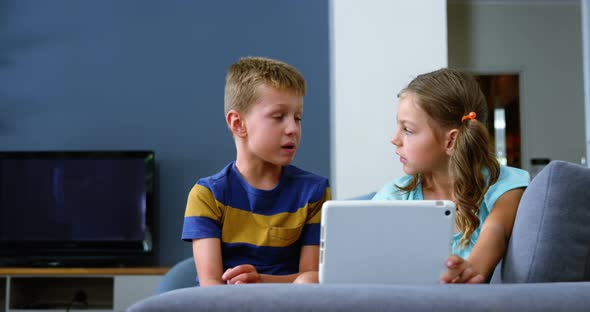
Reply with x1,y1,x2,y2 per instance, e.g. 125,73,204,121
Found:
182,57,331,286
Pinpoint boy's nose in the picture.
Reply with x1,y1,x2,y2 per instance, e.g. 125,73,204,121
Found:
285,119,300,135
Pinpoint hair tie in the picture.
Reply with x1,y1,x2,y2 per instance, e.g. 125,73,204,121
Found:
461,112,477,122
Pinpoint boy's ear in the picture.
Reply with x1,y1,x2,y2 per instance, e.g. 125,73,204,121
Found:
226,110,247,137
445,129,459,155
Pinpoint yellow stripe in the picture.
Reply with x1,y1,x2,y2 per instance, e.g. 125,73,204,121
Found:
184,184,224,221
185,185,331,247
222,206,306,247
305,187,331,224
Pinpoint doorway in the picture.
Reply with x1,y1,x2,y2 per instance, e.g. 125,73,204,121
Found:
475,74,522,168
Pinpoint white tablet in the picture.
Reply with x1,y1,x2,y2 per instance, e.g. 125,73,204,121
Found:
319,200,455,284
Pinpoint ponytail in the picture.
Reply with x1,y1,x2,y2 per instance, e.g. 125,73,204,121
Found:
451,118,499,248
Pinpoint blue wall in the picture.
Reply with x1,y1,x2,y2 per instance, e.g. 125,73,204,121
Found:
0,0,330,266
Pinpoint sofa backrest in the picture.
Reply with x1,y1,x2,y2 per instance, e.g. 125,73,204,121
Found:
502,160,590,283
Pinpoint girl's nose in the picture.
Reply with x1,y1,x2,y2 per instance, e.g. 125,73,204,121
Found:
390,133,401,147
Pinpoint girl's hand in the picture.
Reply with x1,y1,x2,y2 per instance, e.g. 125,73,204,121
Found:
439,255,486,284
222,264,261,284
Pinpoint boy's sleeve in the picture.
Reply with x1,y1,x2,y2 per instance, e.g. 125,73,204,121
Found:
300,181,331,245
181,183,224,241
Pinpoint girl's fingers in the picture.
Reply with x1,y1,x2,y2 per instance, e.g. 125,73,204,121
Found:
458,266,475,283
441,260,467,283
467,274,486,284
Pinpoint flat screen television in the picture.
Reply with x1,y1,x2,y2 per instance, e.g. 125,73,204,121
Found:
0,151,155,267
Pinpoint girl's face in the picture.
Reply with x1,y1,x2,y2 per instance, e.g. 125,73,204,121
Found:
390,92,450,175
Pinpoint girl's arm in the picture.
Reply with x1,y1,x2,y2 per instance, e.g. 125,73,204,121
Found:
440,187,525,283
193,238,225,286
222,245,319,284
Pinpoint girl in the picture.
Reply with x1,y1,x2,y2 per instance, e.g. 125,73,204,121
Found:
373,68,529,283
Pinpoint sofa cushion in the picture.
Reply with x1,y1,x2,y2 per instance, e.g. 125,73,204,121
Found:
502,160,590,282
155,257,196,294
128,282,590,312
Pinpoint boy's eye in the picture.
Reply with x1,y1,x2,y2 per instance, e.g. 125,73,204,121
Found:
272,115,283,120
404,128,413,135
295,116,302,122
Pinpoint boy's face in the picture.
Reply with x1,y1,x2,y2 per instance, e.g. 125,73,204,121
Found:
242,84,303,167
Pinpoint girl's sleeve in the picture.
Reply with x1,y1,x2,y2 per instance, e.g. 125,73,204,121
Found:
484,166,530,211
372,176,411,200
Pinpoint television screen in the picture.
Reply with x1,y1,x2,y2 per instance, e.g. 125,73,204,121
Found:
0,151,155,267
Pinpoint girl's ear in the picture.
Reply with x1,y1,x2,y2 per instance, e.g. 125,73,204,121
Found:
445,129,459,155
226,110,247,137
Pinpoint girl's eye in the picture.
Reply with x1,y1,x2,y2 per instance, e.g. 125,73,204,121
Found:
295,116,302,122
272,115,283,120
404,128,413,135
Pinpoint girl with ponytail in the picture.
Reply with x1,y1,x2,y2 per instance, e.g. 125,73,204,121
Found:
373,68,529,283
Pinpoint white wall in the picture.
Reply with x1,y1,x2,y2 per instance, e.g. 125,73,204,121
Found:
448,2,585,171
330,0,448,199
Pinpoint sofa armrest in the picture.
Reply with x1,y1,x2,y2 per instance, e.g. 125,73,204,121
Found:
502,161,590,283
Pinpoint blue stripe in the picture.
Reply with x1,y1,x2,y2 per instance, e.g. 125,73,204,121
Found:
181,216,220,241
222,242,301,275
300,223,320,245
197,163,328,216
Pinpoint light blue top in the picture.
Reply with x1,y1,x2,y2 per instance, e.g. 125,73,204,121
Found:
372,166,530,259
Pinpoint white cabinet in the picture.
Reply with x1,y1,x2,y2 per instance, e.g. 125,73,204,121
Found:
113,276,163,311
0,268,168,312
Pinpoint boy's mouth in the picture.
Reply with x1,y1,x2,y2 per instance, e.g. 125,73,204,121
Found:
281,143,296,151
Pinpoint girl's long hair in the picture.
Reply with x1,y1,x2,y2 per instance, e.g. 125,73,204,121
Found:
398,68,500,248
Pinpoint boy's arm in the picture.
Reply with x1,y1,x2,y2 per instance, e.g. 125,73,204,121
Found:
439,188,525,283
298,245,320,272
192,238,225,286
222,245,319,284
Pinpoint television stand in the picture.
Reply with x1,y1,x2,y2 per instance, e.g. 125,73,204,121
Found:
29,258,126,268
0,267,169,312
0,255,152,268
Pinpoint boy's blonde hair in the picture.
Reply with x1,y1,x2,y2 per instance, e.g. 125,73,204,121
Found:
398,68,500,249
224,57,306,115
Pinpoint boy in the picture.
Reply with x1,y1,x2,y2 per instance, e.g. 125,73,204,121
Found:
181,57,331,286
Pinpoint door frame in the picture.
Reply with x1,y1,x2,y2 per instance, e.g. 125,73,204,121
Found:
459,66,529,171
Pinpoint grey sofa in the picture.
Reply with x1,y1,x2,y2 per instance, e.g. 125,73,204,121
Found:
129,160,590,311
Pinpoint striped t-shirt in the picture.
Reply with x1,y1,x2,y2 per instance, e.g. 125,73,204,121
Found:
182,162,330,283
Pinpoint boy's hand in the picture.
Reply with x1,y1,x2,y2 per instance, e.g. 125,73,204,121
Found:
439,255,485,284
222,264,261,284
